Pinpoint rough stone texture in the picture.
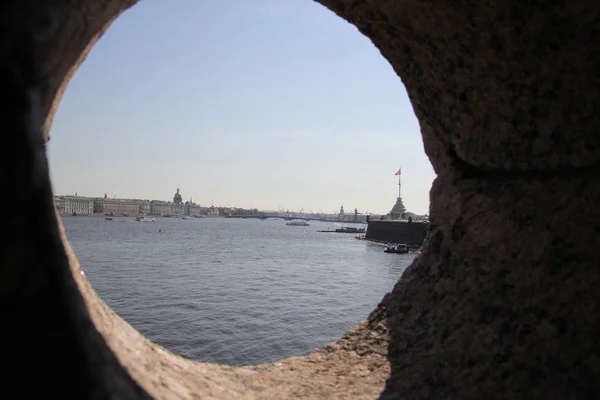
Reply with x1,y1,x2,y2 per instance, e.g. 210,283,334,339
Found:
25,0,138,142
2,0,600,399
383,175,600,398
333,0,600,174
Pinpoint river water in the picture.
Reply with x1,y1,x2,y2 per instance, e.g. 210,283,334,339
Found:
62,216,414,366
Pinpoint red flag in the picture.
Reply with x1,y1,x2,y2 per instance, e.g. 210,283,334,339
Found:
395,168,401,176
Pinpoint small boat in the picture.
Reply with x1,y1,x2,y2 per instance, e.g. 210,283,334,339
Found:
384,244,409,254
317,226,366,233
105,217,113,221
335,226,366,234
182,216,191,220
135,217,155,222
286,220,310,226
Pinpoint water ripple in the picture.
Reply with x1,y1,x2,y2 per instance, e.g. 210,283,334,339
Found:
63,216,414,365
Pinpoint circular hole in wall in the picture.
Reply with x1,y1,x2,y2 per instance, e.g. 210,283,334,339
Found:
47,0,434,366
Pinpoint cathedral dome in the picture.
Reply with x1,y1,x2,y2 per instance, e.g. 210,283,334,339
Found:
173,188,183,204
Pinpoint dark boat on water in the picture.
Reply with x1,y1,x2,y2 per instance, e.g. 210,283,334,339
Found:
384,244,409,254
286,220,310,226
317,226,366,233
335,226,365,233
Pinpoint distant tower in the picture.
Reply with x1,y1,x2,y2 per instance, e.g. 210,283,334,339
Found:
173,188,183,204
354,208,358,222
390,168,406,219
338,205,345,221
390,197,406,218
104,193,107,199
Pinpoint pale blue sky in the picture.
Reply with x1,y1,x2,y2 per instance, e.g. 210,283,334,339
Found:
47,0,435,215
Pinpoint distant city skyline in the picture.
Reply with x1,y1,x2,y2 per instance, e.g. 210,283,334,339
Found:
53,190,402,216
47,0,435,215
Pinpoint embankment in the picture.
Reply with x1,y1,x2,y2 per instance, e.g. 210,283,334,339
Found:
365,220,428,245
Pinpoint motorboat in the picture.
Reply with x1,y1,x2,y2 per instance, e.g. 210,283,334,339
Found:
335,226,366,233
135,216,155,222
384,244,409,254
317,226,366,233
285,220,310,226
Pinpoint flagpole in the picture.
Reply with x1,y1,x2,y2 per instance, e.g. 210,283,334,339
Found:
398,166,402,199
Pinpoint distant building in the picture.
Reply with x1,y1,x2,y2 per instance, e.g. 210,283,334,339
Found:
338,205,345,221
173,188,183,204
390,197,406,220
56,196,94,215
150,200,185,216
50,188,242,218
390,167,408,219
54,198,67,214
186,203,202,216
198,206,219,216
220,207,234,215
94,198,143,215
148,188,193,215
149,201,168,215
140,201,150,215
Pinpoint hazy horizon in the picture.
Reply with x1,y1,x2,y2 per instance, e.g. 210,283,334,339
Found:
52,191,425,216
47,0,435,215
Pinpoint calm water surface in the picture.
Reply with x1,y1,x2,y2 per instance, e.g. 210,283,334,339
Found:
63,216,414,366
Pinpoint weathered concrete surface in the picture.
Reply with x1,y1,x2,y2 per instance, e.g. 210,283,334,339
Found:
2,0,600,399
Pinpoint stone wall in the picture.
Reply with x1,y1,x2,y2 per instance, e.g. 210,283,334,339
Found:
365,220,428,245
2,0,600,399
